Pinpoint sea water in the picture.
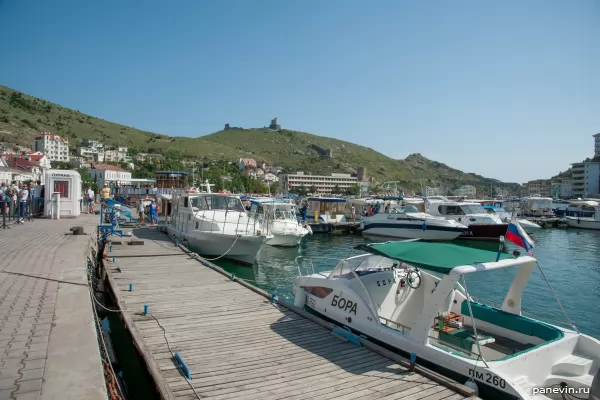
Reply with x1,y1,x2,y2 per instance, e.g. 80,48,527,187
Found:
216,228,600,339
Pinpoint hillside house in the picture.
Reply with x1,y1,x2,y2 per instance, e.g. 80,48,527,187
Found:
238,158,257,171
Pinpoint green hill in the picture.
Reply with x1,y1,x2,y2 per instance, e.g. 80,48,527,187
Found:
0,84,516,193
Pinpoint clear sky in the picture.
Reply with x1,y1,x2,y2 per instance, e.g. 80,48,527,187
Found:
1,0,599,182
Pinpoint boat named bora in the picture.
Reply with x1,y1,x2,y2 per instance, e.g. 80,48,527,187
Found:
292,241,600,399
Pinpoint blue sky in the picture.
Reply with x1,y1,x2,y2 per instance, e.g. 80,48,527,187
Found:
1,0,599,182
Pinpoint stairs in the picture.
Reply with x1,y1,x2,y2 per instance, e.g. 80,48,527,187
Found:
544,354,595,393
514,376,551,399
551,354,594,376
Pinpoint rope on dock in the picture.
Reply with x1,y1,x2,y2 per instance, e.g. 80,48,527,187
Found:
94,240,203,400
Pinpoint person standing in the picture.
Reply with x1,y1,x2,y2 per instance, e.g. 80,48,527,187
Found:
0,182,6,217
19,183,29,222
87,186,95,214
351,205,356,221
138,200,145,224
149,199,158,226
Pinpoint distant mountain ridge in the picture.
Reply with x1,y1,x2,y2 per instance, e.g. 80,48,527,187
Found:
0,85,517,193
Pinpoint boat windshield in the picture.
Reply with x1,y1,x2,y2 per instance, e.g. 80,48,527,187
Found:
459,204,487,214
389,205,419,214
329,255,399,279
192,195,246,212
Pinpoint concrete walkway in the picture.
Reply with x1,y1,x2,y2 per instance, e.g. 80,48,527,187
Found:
0,215,106,400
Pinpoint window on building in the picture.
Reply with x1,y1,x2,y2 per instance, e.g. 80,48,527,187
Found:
53,180,69,199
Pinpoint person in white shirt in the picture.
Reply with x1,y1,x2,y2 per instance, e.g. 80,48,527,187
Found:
19,184,29,221
86,187,95,214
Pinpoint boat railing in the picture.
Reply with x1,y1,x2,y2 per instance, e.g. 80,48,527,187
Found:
469,296,575,329
379,316,411,334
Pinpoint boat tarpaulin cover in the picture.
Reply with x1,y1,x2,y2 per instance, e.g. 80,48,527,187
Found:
355,241,513,274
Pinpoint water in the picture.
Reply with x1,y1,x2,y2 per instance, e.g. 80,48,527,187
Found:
216,229,600,339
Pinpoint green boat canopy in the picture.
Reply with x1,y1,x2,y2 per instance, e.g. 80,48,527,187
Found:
355,241,514,274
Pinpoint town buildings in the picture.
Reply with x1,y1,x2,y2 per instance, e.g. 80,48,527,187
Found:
90,163,132,188
524,179,551,197
552,179,573,199
280,172,357,194
34,132,70,162
455,185,476,198
570,133,600,198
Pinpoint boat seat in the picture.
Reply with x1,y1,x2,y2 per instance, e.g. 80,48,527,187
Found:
461,301,564,342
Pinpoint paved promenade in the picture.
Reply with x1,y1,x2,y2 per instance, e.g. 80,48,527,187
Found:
0,215,106,400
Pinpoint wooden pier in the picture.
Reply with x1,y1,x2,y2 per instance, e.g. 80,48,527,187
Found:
102,228,478,400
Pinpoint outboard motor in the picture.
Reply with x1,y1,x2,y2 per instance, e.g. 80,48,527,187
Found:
590,369,600,400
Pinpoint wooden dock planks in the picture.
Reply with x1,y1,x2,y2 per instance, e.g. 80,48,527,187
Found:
103,228,475,400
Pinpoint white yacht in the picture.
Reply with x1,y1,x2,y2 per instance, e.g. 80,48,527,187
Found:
166,187,268,265
360,204,468,241
482,205,541,233
292,240,600,400
564,200,600,230
425,196,508,240
248,198,311,246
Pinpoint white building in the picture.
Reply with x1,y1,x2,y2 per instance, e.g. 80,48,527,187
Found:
34,132,70,162
281,172,357,194
0,157,11,184
551,180,572,199
262,172,279,183
571,162,600,198
90,163,132,187
455,185,476,198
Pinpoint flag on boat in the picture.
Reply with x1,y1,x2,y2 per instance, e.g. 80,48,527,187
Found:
505,218,535,252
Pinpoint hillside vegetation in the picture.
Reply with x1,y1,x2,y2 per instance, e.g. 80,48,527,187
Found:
0,85,516,192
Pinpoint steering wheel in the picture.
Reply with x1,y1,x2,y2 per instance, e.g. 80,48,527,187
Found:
407,268,422,289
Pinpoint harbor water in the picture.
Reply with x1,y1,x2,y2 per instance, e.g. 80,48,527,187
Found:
216,228,600,340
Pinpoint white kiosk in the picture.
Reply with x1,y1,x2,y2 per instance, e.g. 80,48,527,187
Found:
44,169,82,218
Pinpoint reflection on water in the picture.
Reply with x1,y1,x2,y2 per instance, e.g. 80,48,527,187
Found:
215,229,600,339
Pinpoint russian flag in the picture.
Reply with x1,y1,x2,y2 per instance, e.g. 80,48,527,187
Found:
505,218,535,252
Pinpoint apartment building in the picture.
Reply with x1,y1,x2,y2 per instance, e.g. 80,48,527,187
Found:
525,179,551,197
281,172,357,194
571,162,600,198
34,132,70,162
455,185,476,198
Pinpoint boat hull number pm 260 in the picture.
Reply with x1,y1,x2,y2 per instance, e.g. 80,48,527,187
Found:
468,369,506,389
331,295,357,315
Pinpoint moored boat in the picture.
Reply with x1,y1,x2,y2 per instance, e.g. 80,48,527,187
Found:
564,200,600,230
360,204,468,241
425,196,508,240
249,198,311,246
166,185,268,265
292,241,600,400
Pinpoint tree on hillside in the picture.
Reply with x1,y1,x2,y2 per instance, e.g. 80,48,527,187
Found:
309,185,317,194
344,184,360,196
331,184,341,194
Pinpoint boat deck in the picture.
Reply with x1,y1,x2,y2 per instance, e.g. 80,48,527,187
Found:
103,228,478,400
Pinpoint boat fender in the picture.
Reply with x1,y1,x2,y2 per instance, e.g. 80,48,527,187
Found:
590,368,600,400
409,353,417,372
464,378,479,396
577,218,581,224
422,222,427,231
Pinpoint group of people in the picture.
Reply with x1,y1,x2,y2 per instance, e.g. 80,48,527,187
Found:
83,183,114,214
0,181,37,222
138,198,158,225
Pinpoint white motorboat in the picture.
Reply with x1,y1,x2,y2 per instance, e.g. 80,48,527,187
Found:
249,198,311,246
565,200,600,230
292,241,600,400
482,205,541,233
425,196,508,240
166,186,268,265
360,205,468,241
